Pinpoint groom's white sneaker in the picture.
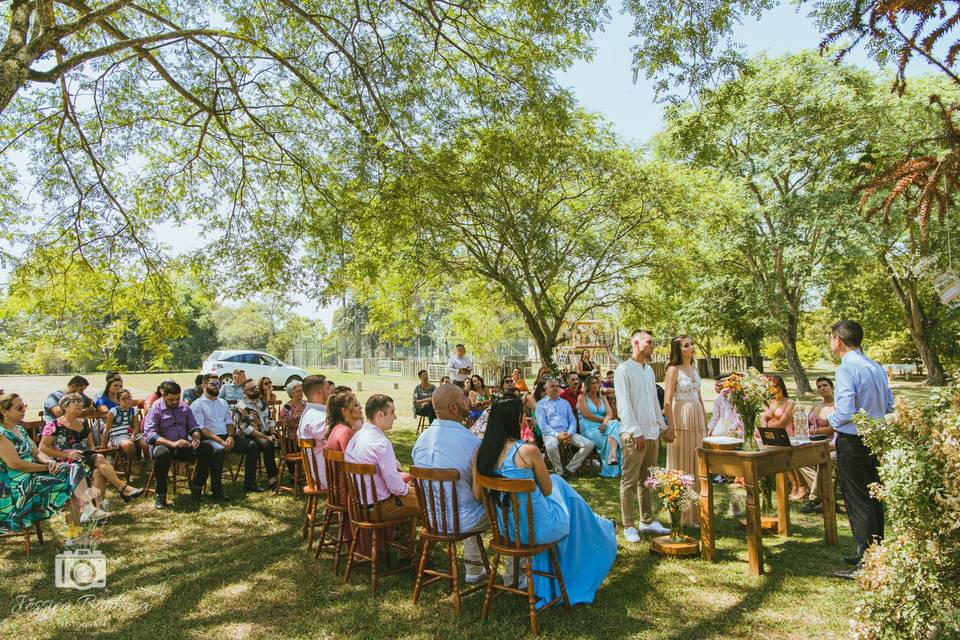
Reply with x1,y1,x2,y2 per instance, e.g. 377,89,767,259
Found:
623,527,642,543
638,521,670,535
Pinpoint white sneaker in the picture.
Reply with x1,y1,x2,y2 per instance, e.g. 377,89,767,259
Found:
465,572,487,585
516,575,528,590
623,526,641,543
638,521,670,535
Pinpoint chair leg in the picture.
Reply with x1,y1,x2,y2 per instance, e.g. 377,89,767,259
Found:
333,514,348,575
35,521,44,545
293,464,301,499
448,540,461,614
302,494,314,540
482,552,500,621
305,497,318,549
23,528,31,556
275,460,285,495
412,539,433,605
343,533,359,584
370,529,379,593
475,533,491,576
526,558,538,635
315,507,334,559
549,546,571,611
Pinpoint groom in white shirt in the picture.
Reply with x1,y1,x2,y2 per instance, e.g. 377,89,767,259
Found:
615,329,670,541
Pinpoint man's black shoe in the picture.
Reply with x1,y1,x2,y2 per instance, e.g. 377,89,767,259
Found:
155,496,168,510
832,568,858,580
190,484,203,502
244,485,265,493
844,555,862,566
801,499,821,514
212,491,230,502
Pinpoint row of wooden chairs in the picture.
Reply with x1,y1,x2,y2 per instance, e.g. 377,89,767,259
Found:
297,440,571,634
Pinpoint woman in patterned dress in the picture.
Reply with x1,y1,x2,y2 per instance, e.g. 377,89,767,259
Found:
0,393,96,532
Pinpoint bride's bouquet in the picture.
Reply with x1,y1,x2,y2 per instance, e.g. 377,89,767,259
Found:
722,369,777,450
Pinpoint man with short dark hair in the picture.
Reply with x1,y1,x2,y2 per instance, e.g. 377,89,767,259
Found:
233,378,279,492
559,373,581,420
190,373,233,501
344,394,420,520
43,375,90,423
819,320,893,576
142,381,211,509
182,374,204,405
446,344,473,387
220,369,247,403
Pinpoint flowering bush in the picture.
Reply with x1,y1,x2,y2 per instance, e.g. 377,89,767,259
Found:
644,467,698,513
851,381,960,640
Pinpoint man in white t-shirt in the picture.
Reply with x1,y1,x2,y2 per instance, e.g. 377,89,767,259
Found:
615,329,670,541
446,344,473,387
298,374,333,485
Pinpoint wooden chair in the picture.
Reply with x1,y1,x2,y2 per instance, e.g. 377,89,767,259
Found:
0,522,45,556
342,461,417,593
316,448,350,573
477,475,571,635
143,454,195,496
409,466,490,614
21,419,45,445
298,439,326,549
415,414,430,436
275,419,303,497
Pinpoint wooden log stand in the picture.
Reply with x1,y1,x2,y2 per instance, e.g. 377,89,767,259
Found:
651,535,700,558
697,441,837,576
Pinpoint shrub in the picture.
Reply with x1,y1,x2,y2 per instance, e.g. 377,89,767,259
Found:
851,382,960,639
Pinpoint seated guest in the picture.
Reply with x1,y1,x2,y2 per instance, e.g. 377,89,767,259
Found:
94,374,124,414
559,373,581,420
332,384,351,395
412,370,437,422
142,381,210,509
578,375,621,478
473,398,616,607
533,367,551,389
259,376,278,405
324,391,372,553
43,376,90,423
105,389,149,466
600,370,615,395
413,383,514,585
233,378,279,492
497,375,518,400
800,377,836,513
41,393,145,510
189,374,233,501
344,394,419,520
142,381,168,412
536,378,594,477
181,375,204,405
219,369,247,403
707,375,743,437
0,392,105,535
279,380,306,426
468,375,491,421
298,374,332,476
512,368,529,394
439,376,452,385
558,367,570,389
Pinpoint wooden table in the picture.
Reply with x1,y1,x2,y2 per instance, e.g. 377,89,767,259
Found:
697,441,837,576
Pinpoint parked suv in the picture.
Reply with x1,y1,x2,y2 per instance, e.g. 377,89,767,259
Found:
202,350,308,388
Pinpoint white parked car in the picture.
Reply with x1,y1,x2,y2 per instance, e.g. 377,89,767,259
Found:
202,350,308,388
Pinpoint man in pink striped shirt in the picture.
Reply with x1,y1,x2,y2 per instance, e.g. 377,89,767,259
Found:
344,394,420,521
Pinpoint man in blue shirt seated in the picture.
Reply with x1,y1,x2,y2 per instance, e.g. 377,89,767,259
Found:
411,384,516,586
536,378,594,478
817,320,894,574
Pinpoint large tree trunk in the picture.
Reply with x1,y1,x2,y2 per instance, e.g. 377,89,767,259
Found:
777,315,811,394
746,337,764,372
886,262,947,386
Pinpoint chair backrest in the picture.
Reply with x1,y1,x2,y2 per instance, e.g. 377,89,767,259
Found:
268,399,281,421
409,466,461,537
323,448,347,508
21,420,45,445
343,461,382,524
299,438,319,493
278,418,301,456
476,474,537,551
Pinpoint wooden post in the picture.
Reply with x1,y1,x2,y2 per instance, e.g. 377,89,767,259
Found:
819,445,838,545
742,460,764,576
357,381,363,392
775,472,791,537
698,450,714,562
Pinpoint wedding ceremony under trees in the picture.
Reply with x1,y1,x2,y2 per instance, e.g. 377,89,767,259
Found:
2,1,960,639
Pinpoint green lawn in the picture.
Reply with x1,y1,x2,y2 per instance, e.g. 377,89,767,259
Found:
1,366,930,639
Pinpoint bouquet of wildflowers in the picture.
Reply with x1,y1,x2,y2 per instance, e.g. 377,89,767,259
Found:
644,467,699,541
721,369,776,450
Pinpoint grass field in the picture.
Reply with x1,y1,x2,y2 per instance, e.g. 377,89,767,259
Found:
0,367,931,639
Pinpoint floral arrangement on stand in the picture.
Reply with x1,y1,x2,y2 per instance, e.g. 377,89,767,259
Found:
850,380,960,640
722,369,777,451
644,467,699,542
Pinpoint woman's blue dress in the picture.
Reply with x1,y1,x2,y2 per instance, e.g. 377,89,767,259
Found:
497,442,616,608
578,395,622,478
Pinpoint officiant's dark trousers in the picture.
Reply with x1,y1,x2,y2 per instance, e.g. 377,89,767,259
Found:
836,432,884,558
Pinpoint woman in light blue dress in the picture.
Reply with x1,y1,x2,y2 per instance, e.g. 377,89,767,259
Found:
577,375,622,478
474,399,616,609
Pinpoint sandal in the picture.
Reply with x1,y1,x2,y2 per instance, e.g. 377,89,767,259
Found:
80,506,114,524
120,484,145,503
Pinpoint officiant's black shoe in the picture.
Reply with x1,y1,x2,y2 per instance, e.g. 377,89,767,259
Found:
801,499,821,514
190,484,203,502
844,555,862,566
155,495,168,510
832,568,858,580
